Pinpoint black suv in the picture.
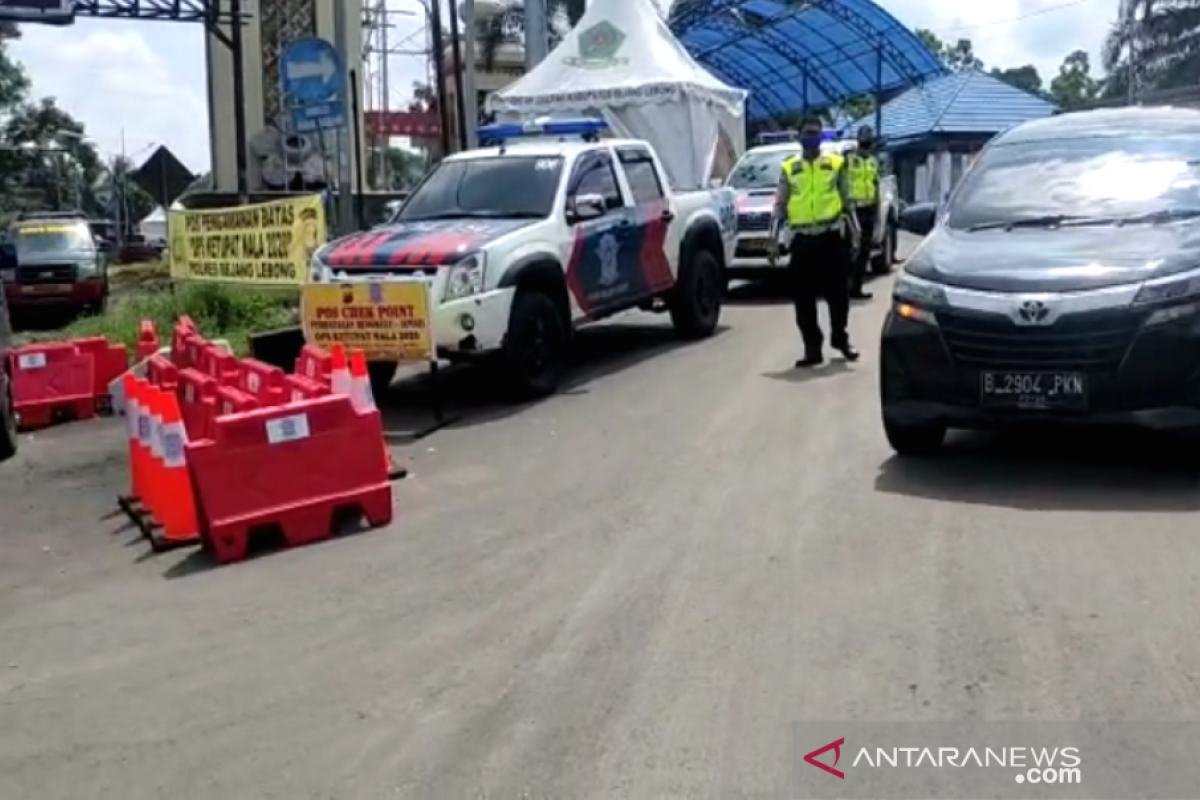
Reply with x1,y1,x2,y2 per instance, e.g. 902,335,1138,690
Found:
882,107,1200,455
0,240,17,461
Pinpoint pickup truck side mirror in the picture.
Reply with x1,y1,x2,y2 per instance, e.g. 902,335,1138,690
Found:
899,202,938,236
567,193,607,223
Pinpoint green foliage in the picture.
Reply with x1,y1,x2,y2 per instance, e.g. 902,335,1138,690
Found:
57,282,297,356
1050,50,1099,109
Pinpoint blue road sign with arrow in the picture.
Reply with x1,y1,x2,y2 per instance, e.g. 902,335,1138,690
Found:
280,37,346,134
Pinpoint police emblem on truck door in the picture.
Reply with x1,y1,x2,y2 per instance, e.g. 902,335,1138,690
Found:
597,232,620,286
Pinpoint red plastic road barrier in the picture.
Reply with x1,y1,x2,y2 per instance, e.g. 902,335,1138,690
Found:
146,354,178,390
170,318,200,368
205,385,256,439
70,336,129,411
237,359,286,407
199,343,239,384
136,320,160,362
283,374,329,403
176,368,218,442
294,344,330,385
185,395,393,564
9,343,96,430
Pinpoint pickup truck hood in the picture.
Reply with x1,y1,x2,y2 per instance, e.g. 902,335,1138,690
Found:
735,190,775,213
908,223,1200,293
320,218,537,268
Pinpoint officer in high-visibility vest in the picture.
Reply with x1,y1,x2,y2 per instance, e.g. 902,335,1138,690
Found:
768,115,860,366
845,125,881,301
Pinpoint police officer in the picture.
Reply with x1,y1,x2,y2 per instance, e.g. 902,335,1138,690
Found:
846,125,881,300
768,115,860,367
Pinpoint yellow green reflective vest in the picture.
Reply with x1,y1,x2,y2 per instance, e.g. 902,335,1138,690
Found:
846,153,878,204
782,152,845,226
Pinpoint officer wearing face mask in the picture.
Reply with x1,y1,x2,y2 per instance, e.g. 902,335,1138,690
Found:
845,125,881,300
768,115,861,366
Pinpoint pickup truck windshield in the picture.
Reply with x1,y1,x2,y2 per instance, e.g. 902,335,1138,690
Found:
398,156,563,221
12,223,94,258
726,150,797,190
948,135,1200,231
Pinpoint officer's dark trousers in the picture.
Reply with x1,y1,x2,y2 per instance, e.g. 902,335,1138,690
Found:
851,205,877,293
788,229,851,353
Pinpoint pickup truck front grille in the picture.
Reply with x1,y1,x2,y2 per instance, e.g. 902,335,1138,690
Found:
18,264,77,284
737,213,771,232
328,265,440,278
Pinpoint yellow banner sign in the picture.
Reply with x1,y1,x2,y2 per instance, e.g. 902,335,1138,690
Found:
301,281,434,362
168,194,326,285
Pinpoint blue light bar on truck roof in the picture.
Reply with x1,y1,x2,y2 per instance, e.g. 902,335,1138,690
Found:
756,130,837,145
757,131,797,144
477,118,609,144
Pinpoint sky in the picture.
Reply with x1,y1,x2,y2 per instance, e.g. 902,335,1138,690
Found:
7,0,1116,174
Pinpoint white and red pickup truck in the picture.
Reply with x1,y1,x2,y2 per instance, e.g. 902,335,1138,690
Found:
309,118,737,398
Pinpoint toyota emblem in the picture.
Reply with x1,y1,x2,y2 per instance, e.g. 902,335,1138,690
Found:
1017,299,1050,324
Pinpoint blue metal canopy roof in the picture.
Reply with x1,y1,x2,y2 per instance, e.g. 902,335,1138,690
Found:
853,70,1060,146
668,0,947,122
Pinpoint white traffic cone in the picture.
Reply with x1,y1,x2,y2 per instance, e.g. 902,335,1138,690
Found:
348,350,375,412
330,342,351,397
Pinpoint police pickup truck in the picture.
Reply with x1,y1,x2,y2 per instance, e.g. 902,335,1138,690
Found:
311,118,737,397
725,131,899,282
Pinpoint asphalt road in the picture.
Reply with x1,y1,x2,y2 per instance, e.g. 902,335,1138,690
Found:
3,237,1200,798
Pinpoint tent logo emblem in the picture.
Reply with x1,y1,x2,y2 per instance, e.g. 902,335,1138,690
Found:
564,21,629,69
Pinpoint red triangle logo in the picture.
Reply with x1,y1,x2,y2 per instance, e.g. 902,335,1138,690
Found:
803,737,845,779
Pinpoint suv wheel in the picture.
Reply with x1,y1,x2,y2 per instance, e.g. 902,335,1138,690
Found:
871,222,897,274
669,246,722,339
501,289,566,399
883,416,945,456
0,372,17,462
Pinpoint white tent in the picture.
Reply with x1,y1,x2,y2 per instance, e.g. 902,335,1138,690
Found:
486,0,747,190
138,201,184,242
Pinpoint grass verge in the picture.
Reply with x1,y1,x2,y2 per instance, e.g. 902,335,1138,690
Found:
55,282,299,356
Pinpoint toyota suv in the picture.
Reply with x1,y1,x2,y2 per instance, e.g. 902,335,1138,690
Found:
882,107,1200,455
2,214,109,321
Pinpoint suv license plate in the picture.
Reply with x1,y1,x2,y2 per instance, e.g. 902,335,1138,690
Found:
980,371,1087,410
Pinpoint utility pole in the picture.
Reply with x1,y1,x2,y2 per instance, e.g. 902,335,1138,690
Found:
462,0,478,149
379,2,390,190
332,0,354,234
524,0,549,69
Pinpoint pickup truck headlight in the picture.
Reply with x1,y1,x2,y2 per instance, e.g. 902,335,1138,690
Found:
309,253,328,283
444,254,485,301
76,258,99,275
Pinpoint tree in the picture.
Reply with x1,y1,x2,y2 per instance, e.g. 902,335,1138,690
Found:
1050,49,1099,109
944,38,984,71
990,65,1043,94
1102,0,1200,99
913,28,983,72
0,22,104,218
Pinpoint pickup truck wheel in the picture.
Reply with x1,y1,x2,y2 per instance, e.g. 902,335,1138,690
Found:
669,247,722,339
871,222,897,275
0,373,17,462
502,289,566,399
367,362,397,398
